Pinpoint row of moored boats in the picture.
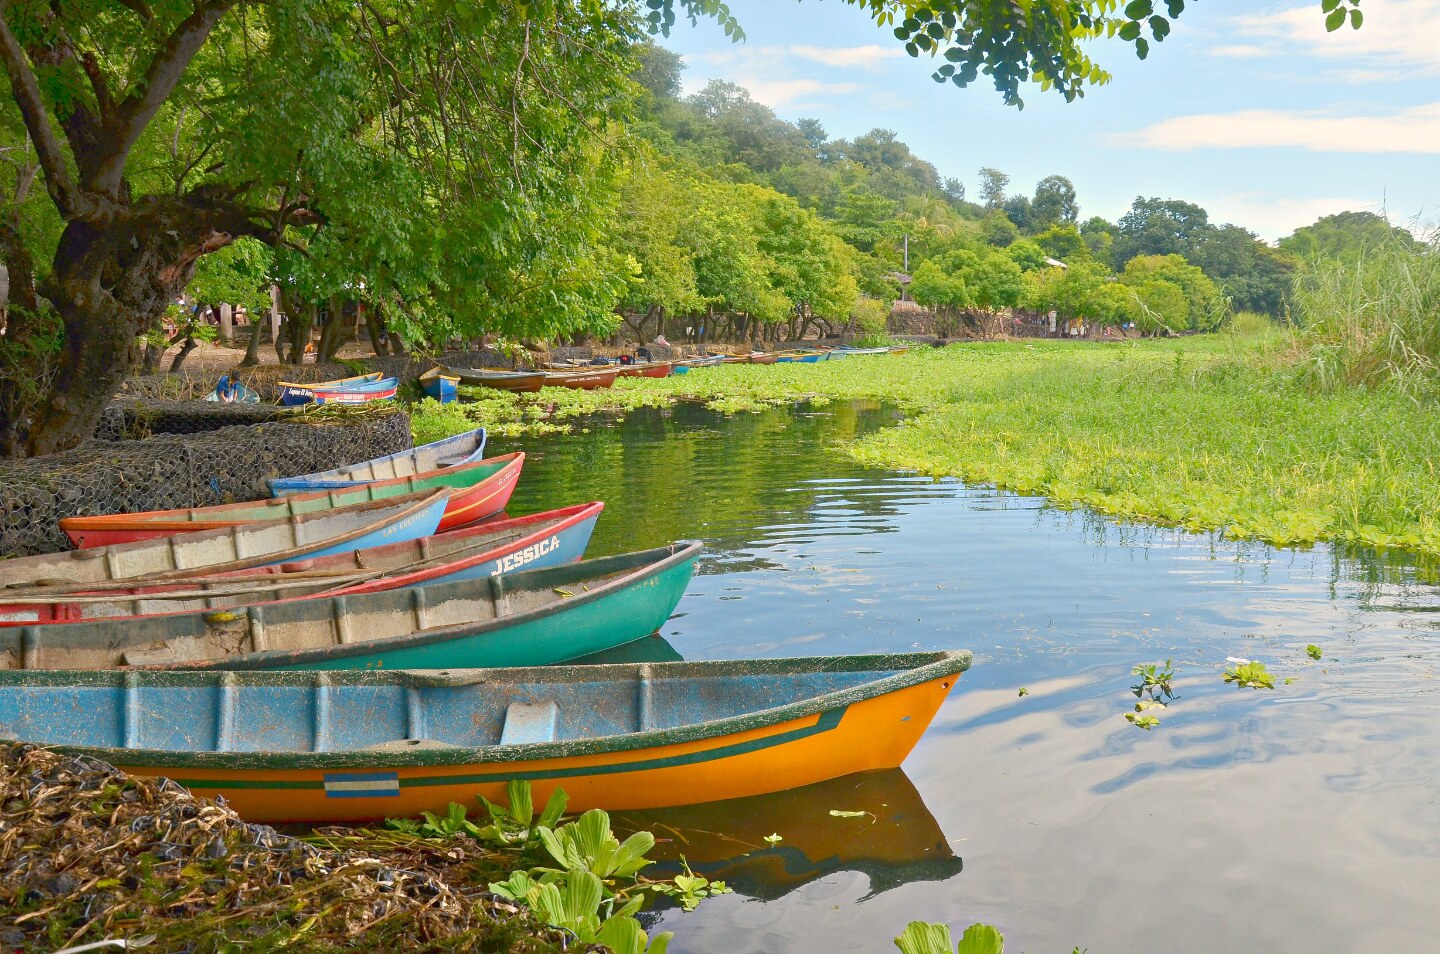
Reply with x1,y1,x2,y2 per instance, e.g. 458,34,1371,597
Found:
0,420,968,823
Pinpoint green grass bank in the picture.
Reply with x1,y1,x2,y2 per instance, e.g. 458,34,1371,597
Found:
413,338,1440,558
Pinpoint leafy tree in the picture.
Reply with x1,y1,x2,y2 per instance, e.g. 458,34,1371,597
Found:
797,118,829,155
909,260,970,336
1193,224,1299,317
1120,254,1226,330
1006,239,1050,272
633,43,685,102
1123,279,1190,334
1002,195,1033,233
1079,216,1116,266
977,167,1009,210
943,177,967,204
1031,175,1079,228
981,212,1019,248
1113,197,1214,267
1279,211,1418,261
834,186,900,253
1034,224,1088,263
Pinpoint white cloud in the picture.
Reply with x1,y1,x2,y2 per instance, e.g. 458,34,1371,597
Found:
1222,0,1440,77
1110,102,1440,154
740,78,865,109
1208,44,1271,59
1198,195,1382,242
788,44,904,72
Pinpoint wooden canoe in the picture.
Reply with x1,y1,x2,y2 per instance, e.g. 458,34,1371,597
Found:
0,541,699,673
419,367,460,403
276,372,383,406
268,427,487,495
0,649,970,822
748,352,779,365
60,453,525,547
542,368,618,390
773,351,825,364
831,346,891,356
0,502,605,625
0,491,451,597
301,377,398,405
446,367,546,392
614,361,674,379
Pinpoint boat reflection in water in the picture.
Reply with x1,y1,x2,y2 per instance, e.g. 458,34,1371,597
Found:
615,768,961,902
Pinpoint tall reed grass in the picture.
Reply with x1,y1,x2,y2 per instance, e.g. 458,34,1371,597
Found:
1291,235,1440,397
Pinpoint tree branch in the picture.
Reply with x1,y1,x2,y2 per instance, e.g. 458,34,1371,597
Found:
91,0,239,195
0,1,86,218
108,0,154,23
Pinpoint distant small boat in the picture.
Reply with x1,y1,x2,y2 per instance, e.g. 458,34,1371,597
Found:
672,355,726,375
0,502,604,626
748,352,779,365
204,375,260,404
277,372,388,406
0,492,451,596
268,428,487,495
0,541,698,673
614,361,674,379
0,649,970,822
60,453,524,547
419,367,459,403
832,346,890,356
774,351,825,364
543,367,618,390
441,367,545,392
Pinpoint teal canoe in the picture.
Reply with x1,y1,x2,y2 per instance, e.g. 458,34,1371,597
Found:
2,542,701,672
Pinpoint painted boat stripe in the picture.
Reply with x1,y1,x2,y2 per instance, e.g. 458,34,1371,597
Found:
167,706,845,793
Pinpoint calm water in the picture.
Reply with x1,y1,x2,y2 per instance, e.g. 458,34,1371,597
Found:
491,400,1440,954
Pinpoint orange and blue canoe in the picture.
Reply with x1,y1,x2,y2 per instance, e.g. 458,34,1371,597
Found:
0,502,604,626
59,453,525,548
268,427,487,495
0,650,970,823
278,372,393,406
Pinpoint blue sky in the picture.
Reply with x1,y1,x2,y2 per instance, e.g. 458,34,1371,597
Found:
653,0,1440,241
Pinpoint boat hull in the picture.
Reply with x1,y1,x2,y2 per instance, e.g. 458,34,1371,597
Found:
419,368,460,403
276,373,383,405
268,428,487,495
0,503,604,625
297,380,398,406
543,368,618,390
61,454,524,546
0,651,969,822
447,367,546,392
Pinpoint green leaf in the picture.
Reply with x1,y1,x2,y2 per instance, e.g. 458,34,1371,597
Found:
1326,7,1346,30
895,921,955,954
1321,0,1341,12
1149,16,1171,39
1118,21,1141,40
1350,8,1364,28
956,922,1006,954
1124,0,1154,19
537,787,569,829
596,917,647,954
1306,644,1323,660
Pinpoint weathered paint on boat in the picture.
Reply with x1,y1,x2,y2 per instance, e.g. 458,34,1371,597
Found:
0,650,969,822
831,346,891,356
0,502,604,625
748,352,779,365
542,368,618,390
419,367,460,403
60,453,524,547
276,372,382,405
268,428,487,495
301,378,398,405
0,542,699,672
614,361,674,379
0,492,451,595
447,367,546,392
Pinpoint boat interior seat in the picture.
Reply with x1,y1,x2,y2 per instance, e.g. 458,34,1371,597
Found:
499,701,559,745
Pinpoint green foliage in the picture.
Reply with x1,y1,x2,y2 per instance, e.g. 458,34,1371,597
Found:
648,858,731,912
1280,211,1416,262
895,920,1005,954
535,808,657,887
1132,659,1178,703
1125,712,1161,730
1223,660,1277,689
1120,254,1227,331
1306,644,1323,660
188,239,274,314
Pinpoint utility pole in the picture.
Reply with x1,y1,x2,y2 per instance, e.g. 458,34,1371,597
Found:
903,234,909,272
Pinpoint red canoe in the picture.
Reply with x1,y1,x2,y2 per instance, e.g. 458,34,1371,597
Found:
1,502,604,626
543,368,619,390
615,361,674,379
60,453,526,548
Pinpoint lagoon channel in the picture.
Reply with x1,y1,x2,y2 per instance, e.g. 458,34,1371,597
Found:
491,398,1440,954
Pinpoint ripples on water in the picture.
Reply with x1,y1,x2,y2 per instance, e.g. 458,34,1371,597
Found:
495,400,1440,954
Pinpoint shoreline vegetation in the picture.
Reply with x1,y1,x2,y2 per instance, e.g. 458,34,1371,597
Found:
413,330,1440,561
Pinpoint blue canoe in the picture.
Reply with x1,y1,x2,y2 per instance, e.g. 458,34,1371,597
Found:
269,427,488,495
277,372,384,406
420,367,460,403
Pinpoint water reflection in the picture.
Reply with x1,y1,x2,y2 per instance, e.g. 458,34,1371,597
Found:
494,400,1440,953
615,769,962,903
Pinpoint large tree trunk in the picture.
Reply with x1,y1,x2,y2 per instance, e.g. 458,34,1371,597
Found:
316,296,347,363
364,302,390,357
169,335,198,371
240,316,264,366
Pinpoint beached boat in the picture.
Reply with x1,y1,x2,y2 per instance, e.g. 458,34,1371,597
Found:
774,351,825,364
0,649,969,822
671,355,726,375
60,453,524,547
748,352,779,365
277,372,387,406
419,367,459,403
614,361,674,379
831,346,891,356
268,428,487,495
297,376,398,406
542,367,618,390
0,492,451,596
446,367,547,393
0,541,698,673
0,502,604,625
